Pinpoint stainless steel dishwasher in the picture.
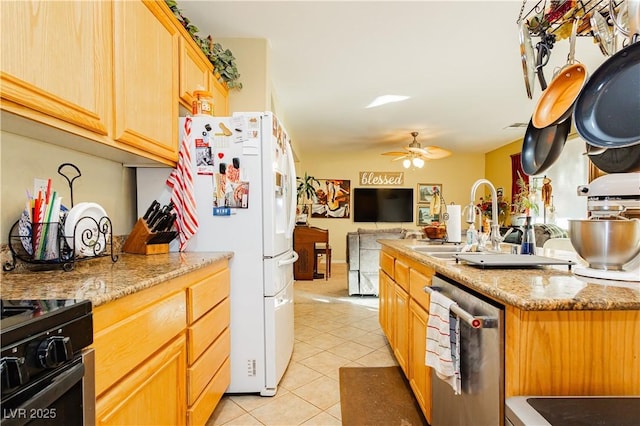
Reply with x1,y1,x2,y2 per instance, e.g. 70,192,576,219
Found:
428,274,504,426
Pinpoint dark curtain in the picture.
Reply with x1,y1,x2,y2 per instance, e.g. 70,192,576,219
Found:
510,153,527,213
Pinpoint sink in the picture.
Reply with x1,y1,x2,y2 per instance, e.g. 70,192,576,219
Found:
408,243,508,260
409,244,464,253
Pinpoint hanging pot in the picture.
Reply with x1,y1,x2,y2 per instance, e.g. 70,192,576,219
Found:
573,39,640,148
532,18,587,129
521,37,571,176
588,144,640,173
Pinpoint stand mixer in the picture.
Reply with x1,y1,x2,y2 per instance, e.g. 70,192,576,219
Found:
573,173,640,281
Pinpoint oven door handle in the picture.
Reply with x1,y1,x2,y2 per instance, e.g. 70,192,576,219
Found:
424,286,498,329
3,361,84,426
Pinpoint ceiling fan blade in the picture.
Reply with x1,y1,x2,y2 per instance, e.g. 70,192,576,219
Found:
390,155,409,162
381,151,409,156
410,146,452,159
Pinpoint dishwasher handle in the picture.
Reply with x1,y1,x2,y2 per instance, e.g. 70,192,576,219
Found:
423,286,498,329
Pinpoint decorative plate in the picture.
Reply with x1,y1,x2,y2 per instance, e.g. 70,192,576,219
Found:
64,202,108,257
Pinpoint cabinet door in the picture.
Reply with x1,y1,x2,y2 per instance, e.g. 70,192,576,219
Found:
394,284,410,374
1,1,111,135
179,37,212,112
409,299,432,423
209,73,229,116
379,270,394,339
96,335,187,425
113,0,179,161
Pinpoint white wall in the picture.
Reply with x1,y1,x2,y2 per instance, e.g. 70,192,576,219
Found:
530,134,589,228
1,132,136,244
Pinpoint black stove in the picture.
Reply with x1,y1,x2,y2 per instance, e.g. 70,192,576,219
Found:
1,299,94,425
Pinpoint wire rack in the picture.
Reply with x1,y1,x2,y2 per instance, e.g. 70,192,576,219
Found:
518,0,625,38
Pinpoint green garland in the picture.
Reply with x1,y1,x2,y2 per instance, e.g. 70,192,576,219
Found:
165,0,242,90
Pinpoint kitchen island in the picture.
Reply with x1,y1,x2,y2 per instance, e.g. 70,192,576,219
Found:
378,239,639,424
1,252,234,426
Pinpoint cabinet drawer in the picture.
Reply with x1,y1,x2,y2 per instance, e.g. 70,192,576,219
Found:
380,250,395,277
187,298,229,364
187,268,230,324
395,259,410,292
93,291,186,397
187,328,230,405
409,268,432,312
187,357,230,426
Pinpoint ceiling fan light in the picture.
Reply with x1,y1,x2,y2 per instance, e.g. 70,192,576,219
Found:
413,157,425,168
402,159,411,168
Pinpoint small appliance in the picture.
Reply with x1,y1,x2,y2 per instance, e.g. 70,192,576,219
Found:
573,173,640,281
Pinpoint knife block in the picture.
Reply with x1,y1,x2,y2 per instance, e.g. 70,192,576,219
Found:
122,218,173,255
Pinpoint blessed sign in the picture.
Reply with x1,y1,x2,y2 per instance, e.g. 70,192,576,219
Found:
359,172,404,186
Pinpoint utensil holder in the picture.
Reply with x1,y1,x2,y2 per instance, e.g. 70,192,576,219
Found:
122,218,176,255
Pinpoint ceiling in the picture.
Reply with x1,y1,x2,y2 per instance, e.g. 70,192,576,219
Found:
177,0,608,158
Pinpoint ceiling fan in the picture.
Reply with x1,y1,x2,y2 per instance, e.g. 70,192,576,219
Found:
381,132,451,168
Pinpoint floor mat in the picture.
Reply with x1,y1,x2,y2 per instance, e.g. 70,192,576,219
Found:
339,366,428,426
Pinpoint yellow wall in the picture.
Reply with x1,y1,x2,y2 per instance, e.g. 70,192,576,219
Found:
296,150,485,262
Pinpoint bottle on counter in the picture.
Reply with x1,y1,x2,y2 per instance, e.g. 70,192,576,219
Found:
520,216,536,255
466,223,478,245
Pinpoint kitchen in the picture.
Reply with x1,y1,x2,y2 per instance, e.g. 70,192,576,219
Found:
2,1,640,425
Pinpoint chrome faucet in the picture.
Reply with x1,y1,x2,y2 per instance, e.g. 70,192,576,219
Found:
466,179,507,251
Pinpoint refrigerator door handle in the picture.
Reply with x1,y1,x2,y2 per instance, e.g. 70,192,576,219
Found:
278,250,299,266
285,137,297,240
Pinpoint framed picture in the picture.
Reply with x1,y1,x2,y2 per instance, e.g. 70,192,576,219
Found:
417,183,443,223
310,179,351,218
417,183,442,204
416,206,433,226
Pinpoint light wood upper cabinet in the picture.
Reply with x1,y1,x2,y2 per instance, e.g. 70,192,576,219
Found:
179,37,213,113
209,74,229,117
113,0,179,162
0,1,111,135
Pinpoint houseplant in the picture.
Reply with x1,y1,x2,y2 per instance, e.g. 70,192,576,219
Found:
165,0,243,90
296,173,319,223
512,171,539,225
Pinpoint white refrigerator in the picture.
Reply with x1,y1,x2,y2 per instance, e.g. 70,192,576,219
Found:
136,112,298,396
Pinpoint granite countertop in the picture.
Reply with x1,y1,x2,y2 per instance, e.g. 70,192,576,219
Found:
0,252,233,307
381,239,640,311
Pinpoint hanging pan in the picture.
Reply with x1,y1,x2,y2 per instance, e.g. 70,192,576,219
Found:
573,38,640,148
532,18,587,129
588,143,640,173
521,36,572,176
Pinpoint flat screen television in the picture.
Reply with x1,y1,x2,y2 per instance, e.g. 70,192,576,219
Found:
353,188,414,223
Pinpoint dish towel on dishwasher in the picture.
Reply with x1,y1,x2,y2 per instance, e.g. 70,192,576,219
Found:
166,117,199,251
425,290,461,395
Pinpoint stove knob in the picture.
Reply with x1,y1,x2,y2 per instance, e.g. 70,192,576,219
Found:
37,336,73,368
1,357,29,390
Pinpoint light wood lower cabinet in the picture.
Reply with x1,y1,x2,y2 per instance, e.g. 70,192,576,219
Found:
379,247,434,420
92,259,230,426
381,245,640,422
185,266,231,426
409,299,432,424
96,335,187,425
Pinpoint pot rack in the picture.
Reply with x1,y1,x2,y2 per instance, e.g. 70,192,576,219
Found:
517,0,624,38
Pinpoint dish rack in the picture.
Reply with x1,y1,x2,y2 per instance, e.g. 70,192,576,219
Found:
3,216,118,272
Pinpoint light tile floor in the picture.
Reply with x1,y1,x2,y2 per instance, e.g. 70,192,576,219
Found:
207,263,398,425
